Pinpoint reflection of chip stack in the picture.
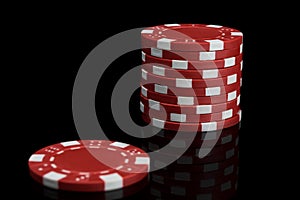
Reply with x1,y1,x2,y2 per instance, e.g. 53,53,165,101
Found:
140,24,243,199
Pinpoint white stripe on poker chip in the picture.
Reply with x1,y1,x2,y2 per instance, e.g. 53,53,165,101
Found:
61,141,81,147
141,86,147,97
221,181,232,191
222,109,233,120
206,24,223,28
237,95,240,105
171,186,186,195
224,57,235,68
100,173,123,191
201,121,217,131
157,38,175,50
196,105,212,114
205,39,224,51
140,102,144,112
199,51,216,60
238,110,242,121
151,48,162,58
174,172,190,181
177,156,192,165
152,118,165,128
29,154,45,162
231,32,243,36
240,43,243,54
227,74,237,84
176,78,192,88
172,60,188,69
204,162,219,172
240,61,243,71
203,69,218,79
154,84,168,94
240,78,242,87
141,30,153,34
164,24,180,27
149,99,160,111
206,87,221,96
110,142,130,148
170,113,187,122
141,69,147,80
141,51,145,62
152,65,165,76
227,90,237,101
177,96,194,105
135,157,150,166
43,171,67,189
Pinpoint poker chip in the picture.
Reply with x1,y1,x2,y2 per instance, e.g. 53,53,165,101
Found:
140,95,240,114
141,24,243,51
142,110,242,132
141,68,241,88
141,102,240,123
141,81,241,97
141,62,242,79
28,140,150,192
142,45,242,61
142,52,243,70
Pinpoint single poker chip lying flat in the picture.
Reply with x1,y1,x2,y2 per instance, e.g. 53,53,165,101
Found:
142,44,242,60
141,24,243,51
142,52,243,70
28,140,150,192
141,68,241,88
141,86,240,105
141,62,242,79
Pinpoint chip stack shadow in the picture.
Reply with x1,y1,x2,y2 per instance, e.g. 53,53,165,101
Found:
139,24,243,200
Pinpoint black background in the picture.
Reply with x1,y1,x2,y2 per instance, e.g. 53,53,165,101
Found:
6,5,292,200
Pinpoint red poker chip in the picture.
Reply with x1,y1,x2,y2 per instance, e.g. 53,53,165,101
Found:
141,62,242,79
141,102,240,123
141,81,240,97
141,24,243,51
142,45,242,61
141,86,240,105
141,68,241,88
142,52,243,70
141,110,242,132
28,140,150,192
140,94,240,115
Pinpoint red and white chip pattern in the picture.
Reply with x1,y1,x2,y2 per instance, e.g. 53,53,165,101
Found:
140,24,243,131
28,140,150,192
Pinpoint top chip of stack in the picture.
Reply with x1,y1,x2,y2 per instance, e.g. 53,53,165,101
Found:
140,24,243,132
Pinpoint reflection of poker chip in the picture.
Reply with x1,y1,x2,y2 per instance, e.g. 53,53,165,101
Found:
28,140,150,192
141,24,243,51
142,44,242,60
141,68,241,88
142,61,242,79
142,123,240,149
149,178,238,198
151,155,239,182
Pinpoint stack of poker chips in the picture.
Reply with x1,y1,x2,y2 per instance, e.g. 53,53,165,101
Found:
139,24,243,199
